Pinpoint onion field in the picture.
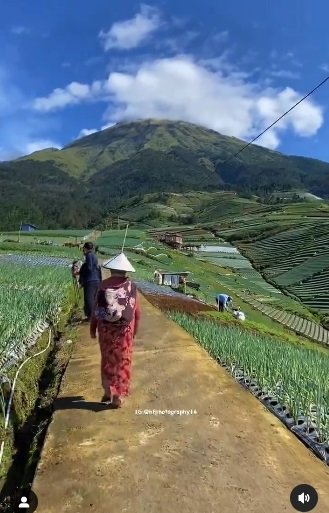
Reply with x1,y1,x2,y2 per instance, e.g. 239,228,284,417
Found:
170,312,329,462
0,255,73,372
0,242,80,259
2,229,92,238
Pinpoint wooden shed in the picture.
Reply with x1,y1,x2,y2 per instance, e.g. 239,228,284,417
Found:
21,223,37,232
154,270,190,288
159,232,183,250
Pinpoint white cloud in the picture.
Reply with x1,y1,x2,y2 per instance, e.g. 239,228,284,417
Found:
25,139,61,154
99,4,161,51
0,117,62,160
33,80,104,112
77,124,115,139
102,56,323,149
0,125,61,160
101,122,115,130
256,88,323,138
256,131,280,150
32,55,324,150
0,68,62,160
78,128,98,138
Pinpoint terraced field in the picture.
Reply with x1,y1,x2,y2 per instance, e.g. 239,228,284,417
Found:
195,246,297,300
214,206,329,318
96,229,147,249
198,252,254,269
236,292,329,344
288,269,329,312
235,268,281,294
241,223,329,269
273,252,329,286
156,228,319,321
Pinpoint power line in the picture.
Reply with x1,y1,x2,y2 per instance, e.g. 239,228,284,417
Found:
221,74,329,166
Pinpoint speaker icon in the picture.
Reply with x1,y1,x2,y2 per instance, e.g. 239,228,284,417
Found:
298,492,310,504
291,484,318,511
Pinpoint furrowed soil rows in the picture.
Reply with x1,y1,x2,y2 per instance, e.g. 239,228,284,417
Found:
142,293,215,314
235,291,329,345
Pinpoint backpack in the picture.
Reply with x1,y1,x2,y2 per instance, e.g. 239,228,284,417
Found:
94,280,137,326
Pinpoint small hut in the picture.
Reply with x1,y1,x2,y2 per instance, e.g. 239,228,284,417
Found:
154,270,190,288
159,232,183,250
21,223,37,232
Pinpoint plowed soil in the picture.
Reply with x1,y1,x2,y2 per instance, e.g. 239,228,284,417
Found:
143,292,215,314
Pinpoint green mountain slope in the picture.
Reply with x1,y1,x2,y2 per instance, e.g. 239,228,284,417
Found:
2,118,329,229
109,191,263,227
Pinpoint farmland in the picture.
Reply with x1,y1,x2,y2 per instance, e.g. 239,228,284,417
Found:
0,254,73,370
0,229,98,258
0,241,80,259
151,225,329,342
0,248,76,481
0,228,156,374
138,277,329,463
169,312,329,461
2,230,92,238
96,229,146,249
178,201,329,326
2,223,329,346
1,219,329,480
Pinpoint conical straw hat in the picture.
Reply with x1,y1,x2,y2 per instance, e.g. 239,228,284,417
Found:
102,252,136,272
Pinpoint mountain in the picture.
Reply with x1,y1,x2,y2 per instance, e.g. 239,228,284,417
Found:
1,118,329,230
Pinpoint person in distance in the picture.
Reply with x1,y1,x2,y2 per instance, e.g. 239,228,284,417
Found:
79,242,102,321
215,293,232,312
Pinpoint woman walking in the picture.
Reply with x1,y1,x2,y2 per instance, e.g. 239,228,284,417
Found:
90,252,141,408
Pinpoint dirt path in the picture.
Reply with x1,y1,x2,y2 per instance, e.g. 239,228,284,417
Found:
33,296,329,513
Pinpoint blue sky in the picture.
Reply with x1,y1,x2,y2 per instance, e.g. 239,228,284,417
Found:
1,0,329,161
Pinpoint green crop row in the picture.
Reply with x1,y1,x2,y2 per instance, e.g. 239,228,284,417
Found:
3,229,92,237
170,313,329,444
0,262,73,367
0,242,80,259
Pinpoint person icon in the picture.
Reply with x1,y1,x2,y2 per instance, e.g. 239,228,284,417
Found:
19,496,29,509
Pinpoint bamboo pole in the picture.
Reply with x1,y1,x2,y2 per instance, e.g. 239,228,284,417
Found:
121,224,129,252
18,220,22,243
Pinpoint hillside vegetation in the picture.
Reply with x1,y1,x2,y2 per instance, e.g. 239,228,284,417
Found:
2,119,329,230
207,201,329,326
